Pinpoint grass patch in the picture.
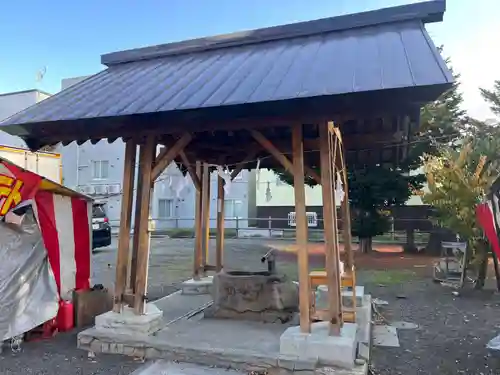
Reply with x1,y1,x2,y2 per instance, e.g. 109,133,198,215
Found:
362,269,417,285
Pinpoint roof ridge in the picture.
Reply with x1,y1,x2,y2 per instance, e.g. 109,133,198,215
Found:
101,0,446,66
0,89,52,98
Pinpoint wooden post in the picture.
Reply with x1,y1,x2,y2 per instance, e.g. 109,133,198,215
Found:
201,162,211,274
193,161,203,279
215,175,225,272
129,168,143,291
319,122,343,335
292,123,311,333
133,136,156,315
130,140,156,291
113,139,137,312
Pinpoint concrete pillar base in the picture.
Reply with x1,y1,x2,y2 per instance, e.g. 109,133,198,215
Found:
95,303,163,336
279,321,358,369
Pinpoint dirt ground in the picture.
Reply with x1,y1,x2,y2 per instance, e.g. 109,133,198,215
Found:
1,237,500,375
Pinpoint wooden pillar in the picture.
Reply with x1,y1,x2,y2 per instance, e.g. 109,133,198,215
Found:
215,175,225,272
129,142,156,291
193,161,203,279
133,136,156,314
292,123,311,333
319,122,343,335
129,166,142,291
113,139,137,312
201,162,211,274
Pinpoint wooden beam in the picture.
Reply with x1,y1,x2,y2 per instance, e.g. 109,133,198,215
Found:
193,161,203,279
133,135,156,314
179,150,201,191
151,133,192,181
230,148,260,181
250,129,293,171
319,122,343,335
250,130,320,183
201,162,211,274
113,139,137,312
292,123,311,333
215,175,225,272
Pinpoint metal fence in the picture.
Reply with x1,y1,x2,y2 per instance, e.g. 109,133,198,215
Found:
109,216,432,245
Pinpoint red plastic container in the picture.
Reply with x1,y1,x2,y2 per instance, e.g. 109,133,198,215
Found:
56,301,74,332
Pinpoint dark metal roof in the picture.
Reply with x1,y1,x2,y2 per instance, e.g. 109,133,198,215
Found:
0,1,451,136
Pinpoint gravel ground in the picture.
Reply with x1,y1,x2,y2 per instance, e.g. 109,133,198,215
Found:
1,237,500,375
367,278,500,375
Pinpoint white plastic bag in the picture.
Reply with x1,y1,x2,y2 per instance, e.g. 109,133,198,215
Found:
487,334,500,351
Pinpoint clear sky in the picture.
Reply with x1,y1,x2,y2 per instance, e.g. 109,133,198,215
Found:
0,0,498,120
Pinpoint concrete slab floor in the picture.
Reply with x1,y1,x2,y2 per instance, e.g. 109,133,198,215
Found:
78,290,371,374
132,360,368,375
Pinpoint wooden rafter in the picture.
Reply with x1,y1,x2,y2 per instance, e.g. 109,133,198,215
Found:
179,150,201,191
151,133,192,181
250,129,320,183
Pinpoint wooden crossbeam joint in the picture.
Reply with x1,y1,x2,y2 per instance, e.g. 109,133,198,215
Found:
250,129,320,184
179,150,201,191
151,133,192,181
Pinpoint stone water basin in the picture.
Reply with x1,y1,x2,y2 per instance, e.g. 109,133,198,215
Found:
206,270,299,323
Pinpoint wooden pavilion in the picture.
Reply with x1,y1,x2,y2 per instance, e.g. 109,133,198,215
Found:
0,1,452,335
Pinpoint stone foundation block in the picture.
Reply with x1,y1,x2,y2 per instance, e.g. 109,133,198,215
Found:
280,322,358,369
181,276,213,295
95,303,163,336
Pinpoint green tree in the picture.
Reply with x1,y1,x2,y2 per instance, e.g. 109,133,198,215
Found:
423,143,497,287
403,47,466,170
479,80,500,118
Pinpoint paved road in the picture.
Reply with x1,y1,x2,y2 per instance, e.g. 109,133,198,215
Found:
0,237,275,375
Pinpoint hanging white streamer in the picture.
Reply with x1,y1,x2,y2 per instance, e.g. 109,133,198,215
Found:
335,172,345,205
265,181,273,202
216,166,232,195
173,175,190,198
256,159,261,191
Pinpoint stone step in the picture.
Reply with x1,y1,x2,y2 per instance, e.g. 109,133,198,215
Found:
131,360,246,375
181,276,213,295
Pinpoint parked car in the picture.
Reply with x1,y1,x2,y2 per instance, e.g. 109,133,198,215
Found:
92,203,111,250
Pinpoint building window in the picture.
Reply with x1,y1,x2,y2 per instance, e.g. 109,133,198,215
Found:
92,160,109,179
158,199,174,218
224,199,242,218
287,212,318,227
